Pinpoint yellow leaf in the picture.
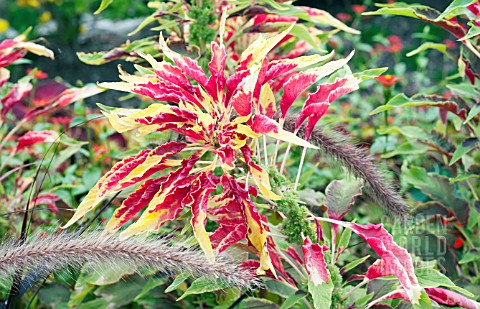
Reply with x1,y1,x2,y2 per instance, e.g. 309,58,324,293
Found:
267,128,319,149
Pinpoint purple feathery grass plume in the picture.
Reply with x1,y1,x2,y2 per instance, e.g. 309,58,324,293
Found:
0,231,258,291
284,117,409,219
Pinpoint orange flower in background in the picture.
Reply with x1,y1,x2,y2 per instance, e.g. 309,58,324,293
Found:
387,35,403,53
27,68,48,80
352,5,366,14
376,74,401,87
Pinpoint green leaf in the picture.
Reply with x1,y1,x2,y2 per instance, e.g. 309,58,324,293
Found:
280,290,308,309
337,227,352,252
449,143,474,165
416,268,474,297
325,178,363,220
435,0,476,21
382,142,431,158
289,24,322,51
164,272,190,293
447,82,480,98
406,42,453,59
265,280,297,298
461,24,480,40
177,277,230,300
465,104,480,124
401,163,470,225
370,93,466,120
459,251,480,264
450,173,480,183
308,279,334,309
94,0,114,14
355,292,374,307
353,67,388,82
134,276,168,301
341,255,370,273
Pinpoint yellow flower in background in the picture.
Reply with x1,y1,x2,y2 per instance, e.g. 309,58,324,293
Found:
0,19,9,33
16,0,40,7
39,11,52,23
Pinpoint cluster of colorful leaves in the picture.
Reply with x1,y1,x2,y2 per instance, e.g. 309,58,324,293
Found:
63,24,363,275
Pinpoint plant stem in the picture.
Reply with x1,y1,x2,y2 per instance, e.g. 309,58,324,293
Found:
263,135,269,167
294,147,307,191
340,278,369,302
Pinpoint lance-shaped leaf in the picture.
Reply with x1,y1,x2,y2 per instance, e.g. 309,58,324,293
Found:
63,142,186,228
185,171,217,262
119,152,202,238
30,193,59,214
279,51,354,118
258,83,276,118
241,146,280,200
321,218,423,304
205,41,227,101
1,76,32,120
301,7,360,34
296,76,359,140
249,114,318,149
16,130,59,152
103,175,167,234
302,237,330,285
240,24,294,69
364,3,467,39
25,85,103,121
425,288,480,309
209,192,248,253
369,93,468,120
158,34,208,88
265,52,335,83
227,176,275,275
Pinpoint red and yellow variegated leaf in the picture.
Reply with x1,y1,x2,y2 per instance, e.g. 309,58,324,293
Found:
104,175,167,234
258,83,276,118
425,288,480,309
205,42,227,101
265,52,335,83
1,77,32,120
240,24,294,69
158,34,208,87
250,114,318,149
30,193,59,214
227,176,275,276
365,259,390,280
209,191,247,253
0,68,10,87
302,237,330,285
301,7,360,34
241,146,280,200
296,76,359,140
210,223,248,253
25,85,104,121
16,130,58,151
322,218,423,304
119,152,202,238
184,171,217,262
279,51,354,118
62,142,186,229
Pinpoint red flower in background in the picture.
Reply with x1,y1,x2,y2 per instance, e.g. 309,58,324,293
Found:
387,35,403,53
443,39,456,49
376,74,401,87
352,5,366,14
336,13,352,22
